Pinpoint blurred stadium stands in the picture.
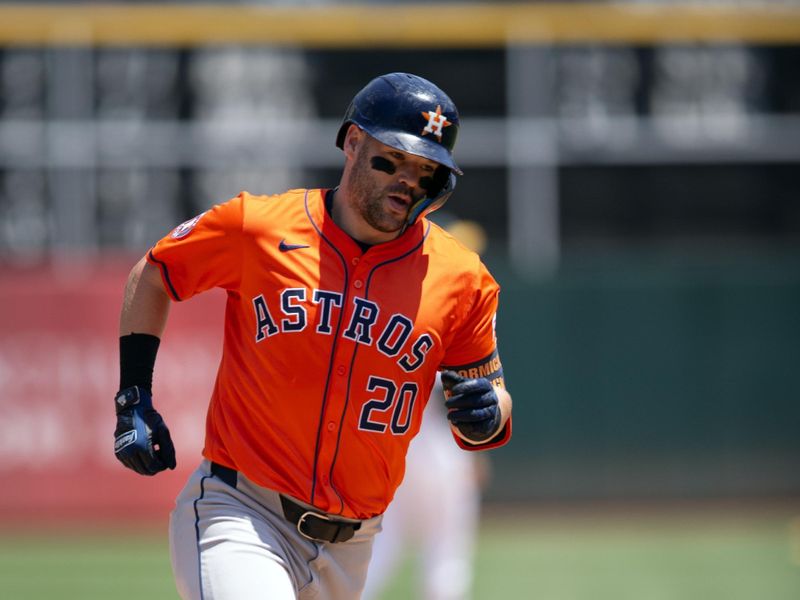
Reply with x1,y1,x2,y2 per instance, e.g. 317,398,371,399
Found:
0,2,798,519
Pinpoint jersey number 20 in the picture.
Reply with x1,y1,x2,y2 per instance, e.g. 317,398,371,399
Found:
359,376,418,435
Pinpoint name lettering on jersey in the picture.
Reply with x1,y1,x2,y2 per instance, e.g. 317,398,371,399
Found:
313,290,342,334
343,298,379,345
397,334,433,373
281,288,307,332
252,289,434,372
376,314,414,358
253,294,279,341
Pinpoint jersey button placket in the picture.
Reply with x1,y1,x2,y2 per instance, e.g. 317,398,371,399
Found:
317,279,359,508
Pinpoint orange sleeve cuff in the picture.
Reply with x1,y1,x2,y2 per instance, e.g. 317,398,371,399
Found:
146,249,182,302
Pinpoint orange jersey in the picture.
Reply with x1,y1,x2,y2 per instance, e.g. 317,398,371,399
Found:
148,189,510,519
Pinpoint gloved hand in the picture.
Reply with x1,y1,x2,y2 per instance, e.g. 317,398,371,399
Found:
440,371,502,443
113,386,176,475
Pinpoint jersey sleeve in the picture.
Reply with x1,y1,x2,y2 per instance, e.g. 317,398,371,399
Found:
441,261,511,451
146,193,245,301
441,260,501,376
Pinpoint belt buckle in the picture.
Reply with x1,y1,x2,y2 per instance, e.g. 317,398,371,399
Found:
296,510,332,542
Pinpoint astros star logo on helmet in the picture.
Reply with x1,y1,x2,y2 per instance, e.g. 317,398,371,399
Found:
421,105,451,141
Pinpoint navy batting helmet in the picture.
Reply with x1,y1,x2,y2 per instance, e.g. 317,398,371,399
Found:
336,72,462,225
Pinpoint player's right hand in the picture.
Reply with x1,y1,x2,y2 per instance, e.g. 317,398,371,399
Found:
440,370,502,443
113,386,176,475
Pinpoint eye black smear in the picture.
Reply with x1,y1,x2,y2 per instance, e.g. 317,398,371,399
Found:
419,176,435,193
370,156,396,175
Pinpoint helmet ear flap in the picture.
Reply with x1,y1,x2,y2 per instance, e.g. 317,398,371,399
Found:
420,165,451,200
335,121,350,149
406,170,456,226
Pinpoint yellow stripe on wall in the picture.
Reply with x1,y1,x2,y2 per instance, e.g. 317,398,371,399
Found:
1,3,799,47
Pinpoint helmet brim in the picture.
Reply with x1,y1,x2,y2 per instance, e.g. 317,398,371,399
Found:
336,121,463,176
367,128,463,176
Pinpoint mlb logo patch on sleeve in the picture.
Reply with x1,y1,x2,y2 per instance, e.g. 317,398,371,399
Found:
171,211,207,239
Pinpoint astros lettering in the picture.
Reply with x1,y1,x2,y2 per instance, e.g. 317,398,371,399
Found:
252,289,433,372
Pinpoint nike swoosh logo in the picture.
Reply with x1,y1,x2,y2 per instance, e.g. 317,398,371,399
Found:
279,239,310,252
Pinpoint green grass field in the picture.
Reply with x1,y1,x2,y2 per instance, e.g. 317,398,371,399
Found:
1,509,799,599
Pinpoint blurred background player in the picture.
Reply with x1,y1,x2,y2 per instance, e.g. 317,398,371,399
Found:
362,216,491,600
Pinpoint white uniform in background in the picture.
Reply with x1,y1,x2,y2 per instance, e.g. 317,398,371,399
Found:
362,374,483,600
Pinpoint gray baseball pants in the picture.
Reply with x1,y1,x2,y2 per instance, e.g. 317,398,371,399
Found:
169,460,382,599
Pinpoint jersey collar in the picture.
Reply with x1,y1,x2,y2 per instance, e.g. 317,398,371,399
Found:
306,189,427,261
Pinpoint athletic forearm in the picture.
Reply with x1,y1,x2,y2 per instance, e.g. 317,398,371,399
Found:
114,256,176,475
119,256,171,337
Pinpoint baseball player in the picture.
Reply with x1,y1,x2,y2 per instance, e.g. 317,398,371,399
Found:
113,72,513,600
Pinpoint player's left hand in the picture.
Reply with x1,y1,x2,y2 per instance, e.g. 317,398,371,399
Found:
113,386,176,475
441,371,502,443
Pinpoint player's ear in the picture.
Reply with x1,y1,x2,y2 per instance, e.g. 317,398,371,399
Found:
343,125,364,160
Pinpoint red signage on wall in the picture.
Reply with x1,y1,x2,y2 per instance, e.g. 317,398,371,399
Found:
0,260,225,524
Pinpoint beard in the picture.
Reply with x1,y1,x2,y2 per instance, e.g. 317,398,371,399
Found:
347,145,423,234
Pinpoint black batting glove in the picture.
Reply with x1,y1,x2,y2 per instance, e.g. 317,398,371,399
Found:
441,371,502,443
113,386,176,475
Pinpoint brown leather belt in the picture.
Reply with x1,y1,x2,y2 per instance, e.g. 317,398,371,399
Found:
210,462,361,544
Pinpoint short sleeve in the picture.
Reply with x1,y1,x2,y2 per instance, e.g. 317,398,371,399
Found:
441,262,510,452
441,260,501,372
147,193,244,301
